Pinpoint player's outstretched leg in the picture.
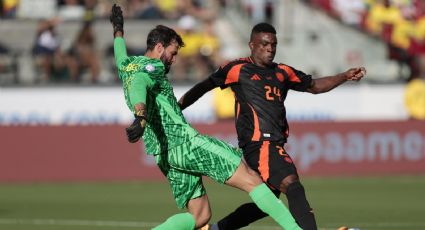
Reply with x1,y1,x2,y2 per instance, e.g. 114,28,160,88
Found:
215,202,268,229
214,187,280,229
282,175,317,230
152,194,212,230
225,161,301,230
187,194,212,228
152,212,195,230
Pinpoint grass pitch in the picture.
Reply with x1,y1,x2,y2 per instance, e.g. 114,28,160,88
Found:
0,176,424,230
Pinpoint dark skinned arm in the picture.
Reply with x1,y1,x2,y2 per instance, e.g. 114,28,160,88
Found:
307,67,366,94
178,77,216,110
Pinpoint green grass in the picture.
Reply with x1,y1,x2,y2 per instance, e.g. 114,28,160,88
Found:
0,176,424,230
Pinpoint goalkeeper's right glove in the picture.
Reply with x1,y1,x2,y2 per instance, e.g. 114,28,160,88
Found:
110,4,124,36
125,114,147,143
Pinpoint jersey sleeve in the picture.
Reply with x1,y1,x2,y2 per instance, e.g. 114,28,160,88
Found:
114,37,128,68
128,72,154,110
278,64,312,92
209,61,243,89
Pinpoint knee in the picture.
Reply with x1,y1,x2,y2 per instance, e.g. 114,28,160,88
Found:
238,162,263,188
279,174,299,193
193,207,212,228
245,167,263,187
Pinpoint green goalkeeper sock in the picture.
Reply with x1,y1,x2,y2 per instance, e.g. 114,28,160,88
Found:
152,212,195,230
249,184,301,230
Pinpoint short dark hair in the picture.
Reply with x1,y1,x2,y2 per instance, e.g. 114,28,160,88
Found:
250,22,276,41
146,25,185,51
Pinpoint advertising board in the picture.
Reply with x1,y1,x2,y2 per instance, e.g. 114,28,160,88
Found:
0,85,409,126
0,120,423,182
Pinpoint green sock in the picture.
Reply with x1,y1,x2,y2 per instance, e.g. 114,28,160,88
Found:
249,183,301,230
152,212,195,230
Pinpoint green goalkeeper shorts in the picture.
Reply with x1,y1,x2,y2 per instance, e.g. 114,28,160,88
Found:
155,134,242,209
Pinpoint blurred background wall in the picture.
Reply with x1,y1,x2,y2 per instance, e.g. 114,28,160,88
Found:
0,0,424,182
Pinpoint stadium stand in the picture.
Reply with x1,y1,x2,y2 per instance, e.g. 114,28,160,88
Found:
0,0,424,85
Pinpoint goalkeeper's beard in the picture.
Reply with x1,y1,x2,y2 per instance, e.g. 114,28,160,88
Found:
160,53,172,74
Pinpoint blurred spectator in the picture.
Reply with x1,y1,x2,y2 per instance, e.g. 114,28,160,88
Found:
404,78,425,120
182,0,220,21
167,0,223,82
172,15,204,82
389,13,417,80
199,19,221,72
0,42,18,84
83,0,97,19
77,0,222,20
331,0,366,28
31,18,67,83
409,1,425,80
1,0,18,18
308,0,425,81
364,0,419,80
365,0,403,37
65,21,100,83
127,0,162,19
94,0,165,19
0,0,2,17
172,15,222,82
154,0,180,19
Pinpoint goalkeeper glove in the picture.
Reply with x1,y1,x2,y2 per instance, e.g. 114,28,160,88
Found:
125,114,147,143
110,4,124,36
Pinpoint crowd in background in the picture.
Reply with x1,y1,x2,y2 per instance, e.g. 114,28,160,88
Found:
3,0,425,84
306,0,425,82
38,0,222,84
0,0,228,84
32,18,100,83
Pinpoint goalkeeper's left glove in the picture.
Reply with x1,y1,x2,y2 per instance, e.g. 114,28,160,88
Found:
125,114,147,143
110,4,124,36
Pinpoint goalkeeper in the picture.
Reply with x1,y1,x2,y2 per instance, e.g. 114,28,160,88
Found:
110,4,300,230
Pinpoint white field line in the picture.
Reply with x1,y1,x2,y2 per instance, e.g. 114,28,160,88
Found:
0,218,158,228
1,218,425,229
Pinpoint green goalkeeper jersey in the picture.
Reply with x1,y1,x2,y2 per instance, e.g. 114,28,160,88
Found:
114,37,198,155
